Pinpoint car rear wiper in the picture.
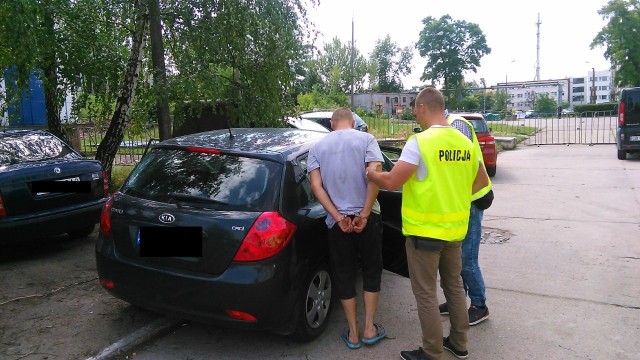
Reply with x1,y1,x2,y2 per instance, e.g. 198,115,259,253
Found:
169,192,228,207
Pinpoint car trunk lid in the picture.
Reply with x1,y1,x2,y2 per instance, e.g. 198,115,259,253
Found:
109,194,260,275
0,159,104,216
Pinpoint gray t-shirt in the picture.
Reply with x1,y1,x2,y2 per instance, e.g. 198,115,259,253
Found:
307,129,383,228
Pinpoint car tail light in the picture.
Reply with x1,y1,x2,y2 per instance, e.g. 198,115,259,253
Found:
186,146,221,155
100,196,115,237
619,101,625,126
99,278,115,289
224,309,257,322
233,212,296,262
0,193,6,217
102,170,109,196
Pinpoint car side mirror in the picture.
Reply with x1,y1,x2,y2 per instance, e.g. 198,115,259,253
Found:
413,127,422,133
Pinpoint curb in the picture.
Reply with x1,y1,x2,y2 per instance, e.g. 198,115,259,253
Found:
86,317,183,360
495,136,517,150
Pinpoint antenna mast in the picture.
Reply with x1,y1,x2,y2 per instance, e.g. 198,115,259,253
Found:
350,14,355,108
535,13,541,81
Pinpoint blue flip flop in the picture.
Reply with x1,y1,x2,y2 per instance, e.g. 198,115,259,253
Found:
361,323,387,345
340,328,361,349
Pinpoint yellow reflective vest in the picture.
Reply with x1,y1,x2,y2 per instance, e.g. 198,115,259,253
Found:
447,114,492,201
402,126,478,241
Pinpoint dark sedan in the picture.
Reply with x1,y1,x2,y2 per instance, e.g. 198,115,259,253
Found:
0,129,109,242
95,128,407,342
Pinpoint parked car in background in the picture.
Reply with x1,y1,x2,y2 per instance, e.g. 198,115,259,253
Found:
524,110,538,119
299,111,369,132
616,87,640,160
285,117,330,133
0,129,109,242
453,113,498,177
96,128,407,342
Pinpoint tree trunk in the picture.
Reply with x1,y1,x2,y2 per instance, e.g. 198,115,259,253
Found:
42,1,68,143
96,1,149,189
148,0,171,140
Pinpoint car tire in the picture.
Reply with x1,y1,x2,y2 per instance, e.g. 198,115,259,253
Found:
486,165,497,177
289,264,333,342
67,225,96,239
617,149,627,160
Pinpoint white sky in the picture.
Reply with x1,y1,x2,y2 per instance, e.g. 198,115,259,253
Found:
308,0,612,89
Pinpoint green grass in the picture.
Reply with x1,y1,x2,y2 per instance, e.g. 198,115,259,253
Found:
110,165,135,192
489,123,537,137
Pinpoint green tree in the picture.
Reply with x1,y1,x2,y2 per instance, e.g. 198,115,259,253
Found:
534,93,557,114
0,0,132,141
416,15,491,109
317,37,368,94
296,86,348,111
493,90,508,112
592,0,640,87
2,0,318,186
369,35,413,92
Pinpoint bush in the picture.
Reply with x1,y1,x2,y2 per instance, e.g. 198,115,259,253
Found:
573,102,617,114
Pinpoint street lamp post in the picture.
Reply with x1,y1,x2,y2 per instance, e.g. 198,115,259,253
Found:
505,60,516,112
590,67,596,104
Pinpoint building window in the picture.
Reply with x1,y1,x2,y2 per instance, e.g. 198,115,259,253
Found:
600,95,608,100
517,93,523,98
386,97,390,103
574,78,585,84
573,86,584,93
402,96,406,103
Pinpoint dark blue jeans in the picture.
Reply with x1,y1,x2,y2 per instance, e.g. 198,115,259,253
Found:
461,203,486,307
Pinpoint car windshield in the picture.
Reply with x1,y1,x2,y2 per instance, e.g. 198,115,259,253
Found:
121,149,282,211
0,131,78,165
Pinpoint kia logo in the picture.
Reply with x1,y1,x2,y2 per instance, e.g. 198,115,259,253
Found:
159,213,175,223
54,167,61,174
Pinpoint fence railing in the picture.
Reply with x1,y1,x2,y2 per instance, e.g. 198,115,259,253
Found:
2,110,618,166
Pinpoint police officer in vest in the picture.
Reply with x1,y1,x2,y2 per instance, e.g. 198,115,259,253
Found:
367,87,489,360
441,114,494,326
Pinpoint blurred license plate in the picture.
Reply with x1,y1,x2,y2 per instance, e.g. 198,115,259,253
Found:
34,177,83,195
631,136,640,141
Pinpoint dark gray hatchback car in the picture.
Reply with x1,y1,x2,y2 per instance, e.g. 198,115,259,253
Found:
617,87,640,160
95,128,407,342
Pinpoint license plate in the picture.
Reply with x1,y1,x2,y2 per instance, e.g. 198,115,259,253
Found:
34,177,83,195
631,136,640,141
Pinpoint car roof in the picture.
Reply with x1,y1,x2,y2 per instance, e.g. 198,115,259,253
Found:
300,111,367,126
156,128,327,161
0,129,48,138
451,112,486,121
300,111,334,118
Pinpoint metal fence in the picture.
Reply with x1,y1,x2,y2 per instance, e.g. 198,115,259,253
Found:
1,123,160,166
481,111,617,146
2,111,617,167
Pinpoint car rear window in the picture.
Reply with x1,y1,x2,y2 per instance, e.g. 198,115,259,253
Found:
121,149,282,211
464,118,489,133
0,131,78,165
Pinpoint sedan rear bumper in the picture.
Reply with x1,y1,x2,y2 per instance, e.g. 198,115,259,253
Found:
0,198,106,241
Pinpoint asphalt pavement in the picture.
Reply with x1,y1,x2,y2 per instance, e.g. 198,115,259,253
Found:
88,143,640,360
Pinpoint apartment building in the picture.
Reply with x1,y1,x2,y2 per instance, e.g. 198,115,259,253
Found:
490,68,615,112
